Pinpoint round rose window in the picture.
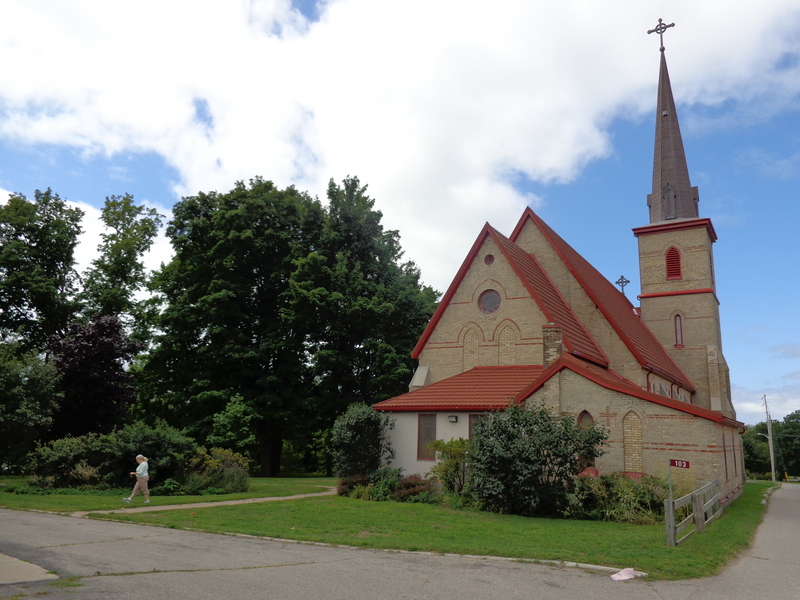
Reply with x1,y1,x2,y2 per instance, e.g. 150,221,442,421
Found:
484,254,495,265
478,289,501,314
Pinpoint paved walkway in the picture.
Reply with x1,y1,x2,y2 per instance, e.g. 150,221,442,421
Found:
70,488,338,517
0,483,797,599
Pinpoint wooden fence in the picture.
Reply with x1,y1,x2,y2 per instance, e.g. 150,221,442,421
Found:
665,479,721,547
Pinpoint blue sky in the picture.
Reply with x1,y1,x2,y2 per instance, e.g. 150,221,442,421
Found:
0,1,798,425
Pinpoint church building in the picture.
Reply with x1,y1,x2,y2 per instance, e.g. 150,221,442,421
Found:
374,25,745,505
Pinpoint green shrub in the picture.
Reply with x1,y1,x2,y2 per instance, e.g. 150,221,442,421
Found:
151,478,185,496
429,438,469,495
26,434,105,488
468,403,608,517
369,467,403,501
99,420,198,487
566,472,670,523
24,422,248,495
184,447,250,494
329,403,395,477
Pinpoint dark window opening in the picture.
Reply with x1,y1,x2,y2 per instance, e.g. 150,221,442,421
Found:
417,414,437,461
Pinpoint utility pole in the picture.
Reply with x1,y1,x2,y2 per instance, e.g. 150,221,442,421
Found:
764,395,777,483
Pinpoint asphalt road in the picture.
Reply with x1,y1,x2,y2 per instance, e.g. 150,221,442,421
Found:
1,483,798,600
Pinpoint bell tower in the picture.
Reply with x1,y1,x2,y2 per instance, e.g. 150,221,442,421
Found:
633,20,734,418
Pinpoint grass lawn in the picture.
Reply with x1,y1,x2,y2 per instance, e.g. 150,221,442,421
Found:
0,475,337,513
79,480,775,580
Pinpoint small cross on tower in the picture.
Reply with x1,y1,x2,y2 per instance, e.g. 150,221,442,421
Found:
616,275,630,296
648,18,675,52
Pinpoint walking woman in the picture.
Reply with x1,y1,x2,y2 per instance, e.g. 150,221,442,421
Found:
124,454,150,504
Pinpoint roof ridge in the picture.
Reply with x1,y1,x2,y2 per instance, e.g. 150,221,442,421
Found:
511,207,695,391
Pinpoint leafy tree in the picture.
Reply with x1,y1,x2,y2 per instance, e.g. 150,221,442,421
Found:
145,178,324,475
0,189,83,349
742,423,772,474
81,193,163,336
329,402,395,477
0,337,60,469
48,315,143,439
206,394,258,456
742,416,800,477
777,411,800,476
288,176,438,431
468,403,608,517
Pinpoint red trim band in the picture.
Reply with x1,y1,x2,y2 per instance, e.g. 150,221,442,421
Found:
632,218,717,242
638,288,719,304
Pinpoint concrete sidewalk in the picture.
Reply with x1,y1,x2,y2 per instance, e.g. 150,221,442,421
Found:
0,553,58,585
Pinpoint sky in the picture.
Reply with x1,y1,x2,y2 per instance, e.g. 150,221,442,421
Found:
0,1,798,426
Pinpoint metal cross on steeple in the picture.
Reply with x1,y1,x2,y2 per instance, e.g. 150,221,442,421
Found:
648,18,675,52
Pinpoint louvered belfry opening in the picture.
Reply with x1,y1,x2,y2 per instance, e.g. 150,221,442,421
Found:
665,246,682,280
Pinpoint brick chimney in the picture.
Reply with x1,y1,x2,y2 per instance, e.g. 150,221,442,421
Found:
542,323,563,368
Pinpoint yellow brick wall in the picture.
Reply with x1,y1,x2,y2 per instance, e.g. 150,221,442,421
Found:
527,370,743,501
636,225,734,418
416,236,546,384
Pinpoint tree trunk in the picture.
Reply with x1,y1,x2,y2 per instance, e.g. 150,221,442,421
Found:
257,425,283,477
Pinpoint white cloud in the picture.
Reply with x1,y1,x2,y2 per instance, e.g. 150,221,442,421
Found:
732,383,800,426
1,1,799,290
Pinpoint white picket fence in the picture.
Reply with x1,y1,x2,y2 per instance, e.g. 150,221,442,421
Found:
664,479,721,546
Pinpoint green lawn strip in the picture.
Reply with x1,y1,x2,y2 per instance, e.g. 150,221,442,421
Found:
94,481,774,580
0,476,338,513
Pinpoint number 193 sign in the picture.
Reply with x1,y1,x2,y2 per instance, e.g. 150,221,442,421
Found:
669,459,690,469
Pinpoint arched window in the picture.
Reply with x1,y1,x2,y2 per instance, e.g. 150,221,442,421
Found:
674,314,684,348
666,247,682,280
578,411,594,431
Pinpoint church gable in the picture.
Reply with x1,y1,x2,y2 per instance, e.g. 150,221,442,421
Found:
414,227,548,385
414,221,614,385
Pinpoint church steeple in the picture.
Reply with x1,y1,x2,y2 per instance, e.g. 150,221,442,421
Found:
646,20,699,223
635,19,734,419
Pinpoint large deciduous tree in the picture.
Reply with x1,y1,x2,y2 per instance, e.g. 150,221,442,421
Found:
144,176,437,476
288,177,438,430
0,189,83,349
146,178,323,476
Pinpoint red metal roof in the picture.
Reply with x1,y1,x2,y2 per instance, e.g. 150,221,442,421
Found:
376,355,742,428
510,208,696,391
374,365,543,412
